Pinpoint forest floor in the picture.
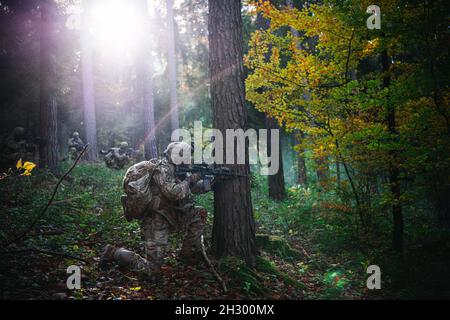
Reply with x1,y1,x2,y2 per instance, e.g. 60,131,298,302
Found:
1,162,449,299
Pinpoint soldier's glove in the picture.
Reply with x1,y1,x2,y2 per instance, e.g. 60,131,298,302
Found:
187,173,202,184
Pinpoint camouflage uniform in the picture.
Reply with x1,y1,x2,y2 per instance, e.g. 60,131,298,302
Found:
104,142,130,169
102,142,209,275
68,132,84,160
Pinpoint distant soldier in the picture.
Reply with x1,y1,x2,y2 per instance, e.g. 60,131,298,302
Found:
100,142,210,276
68,132,85,160
3,127,38,167
102,142,131,169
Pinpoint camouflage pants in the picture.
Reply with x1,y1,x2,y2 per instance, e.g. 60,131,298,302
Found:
105,154,128,169
113,206,207,275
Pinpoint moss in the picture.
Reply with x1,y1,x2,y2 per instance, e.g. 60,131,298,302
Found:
218,255,306,295
255,256,306,290
256,234,302,261
219,256,269,295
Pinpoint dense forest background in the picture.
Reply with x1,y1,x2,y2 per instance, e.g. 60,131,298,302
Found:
0,0,449,300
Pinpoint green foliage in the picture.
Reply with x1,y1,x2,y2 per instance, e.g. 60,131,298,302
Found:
0,163,141,255
246,0,450,230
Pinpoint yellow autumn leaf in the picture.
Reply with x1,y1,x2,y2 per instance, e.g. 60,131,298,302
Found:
16,159,23,170
16,160,37,176
22,161,36,172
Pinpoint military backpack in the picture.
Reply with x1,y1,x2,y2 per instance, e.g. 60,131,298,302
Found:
121,159,161,221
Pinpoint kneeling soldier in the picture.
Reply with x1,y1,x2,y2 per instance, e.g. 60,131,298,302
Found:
101,142,210,275
103,142,131,169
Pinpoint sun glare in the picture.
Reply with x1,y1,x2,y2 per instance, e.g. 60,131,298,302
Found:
88,0,147,57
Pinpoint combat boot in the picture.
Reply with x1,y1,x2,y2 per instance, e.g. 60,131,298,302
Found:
99,244,117,269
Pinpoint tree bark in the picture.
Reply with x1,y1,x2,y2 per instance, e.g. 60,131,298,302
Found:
81,0,98,161
382,49,403,253
335,158,341,188
295,133,308,186
139,0,158,159
166,0,179,131
39,0,58,169
266,116,286,200
209,0,257,266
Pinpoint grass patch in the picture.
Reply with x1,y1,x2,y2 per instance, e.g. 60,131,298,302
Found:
256,234,302,261
219,255,306,296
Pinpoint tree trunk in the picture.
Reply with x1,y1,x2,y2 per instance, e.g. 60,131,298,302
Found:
256,4,286,200
139,0,158,159
266,116,286,200
286,0,309,186
39,0,58,169
295,133,308,186
209,0,256,266
382,49,403,253
315,155,329,184
335,158,341,188
166,0,179,131
81,0,98,161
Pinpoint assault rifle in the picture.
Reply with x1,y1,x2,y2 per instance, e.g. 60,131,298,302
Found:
174,163,247,190
99,147,135,157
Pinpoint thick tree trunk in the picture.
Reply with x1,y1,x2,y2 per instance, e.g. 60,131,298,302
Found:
266,117,286,200
382,49,403,253
166,0,179,131
81,0,98,161
209,0,257,266
39,0,58,169
139,0,158,159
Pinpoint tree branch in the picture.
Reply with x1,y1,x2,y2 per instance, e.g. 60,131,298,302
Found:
201,235,228,293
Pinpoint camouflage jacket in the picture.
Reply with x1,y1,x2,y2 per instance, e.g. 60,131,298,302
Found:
105,148,129,168
149,159,206,227
68,137,84,150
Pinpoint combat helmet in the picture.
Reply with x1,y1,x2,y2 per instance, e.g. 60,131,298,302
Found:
164,141,192,165
119,141,129,150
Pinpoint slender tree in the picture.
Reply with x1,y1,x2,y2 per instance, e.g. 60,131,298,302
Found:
139,0,158,159
382,48,403,252
209,0,257,266
81,0,97,160
266,116,286,200
256,8,286,200
166,0,179,131
286,0,309,187
295,133,308,186
39,0,58,169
